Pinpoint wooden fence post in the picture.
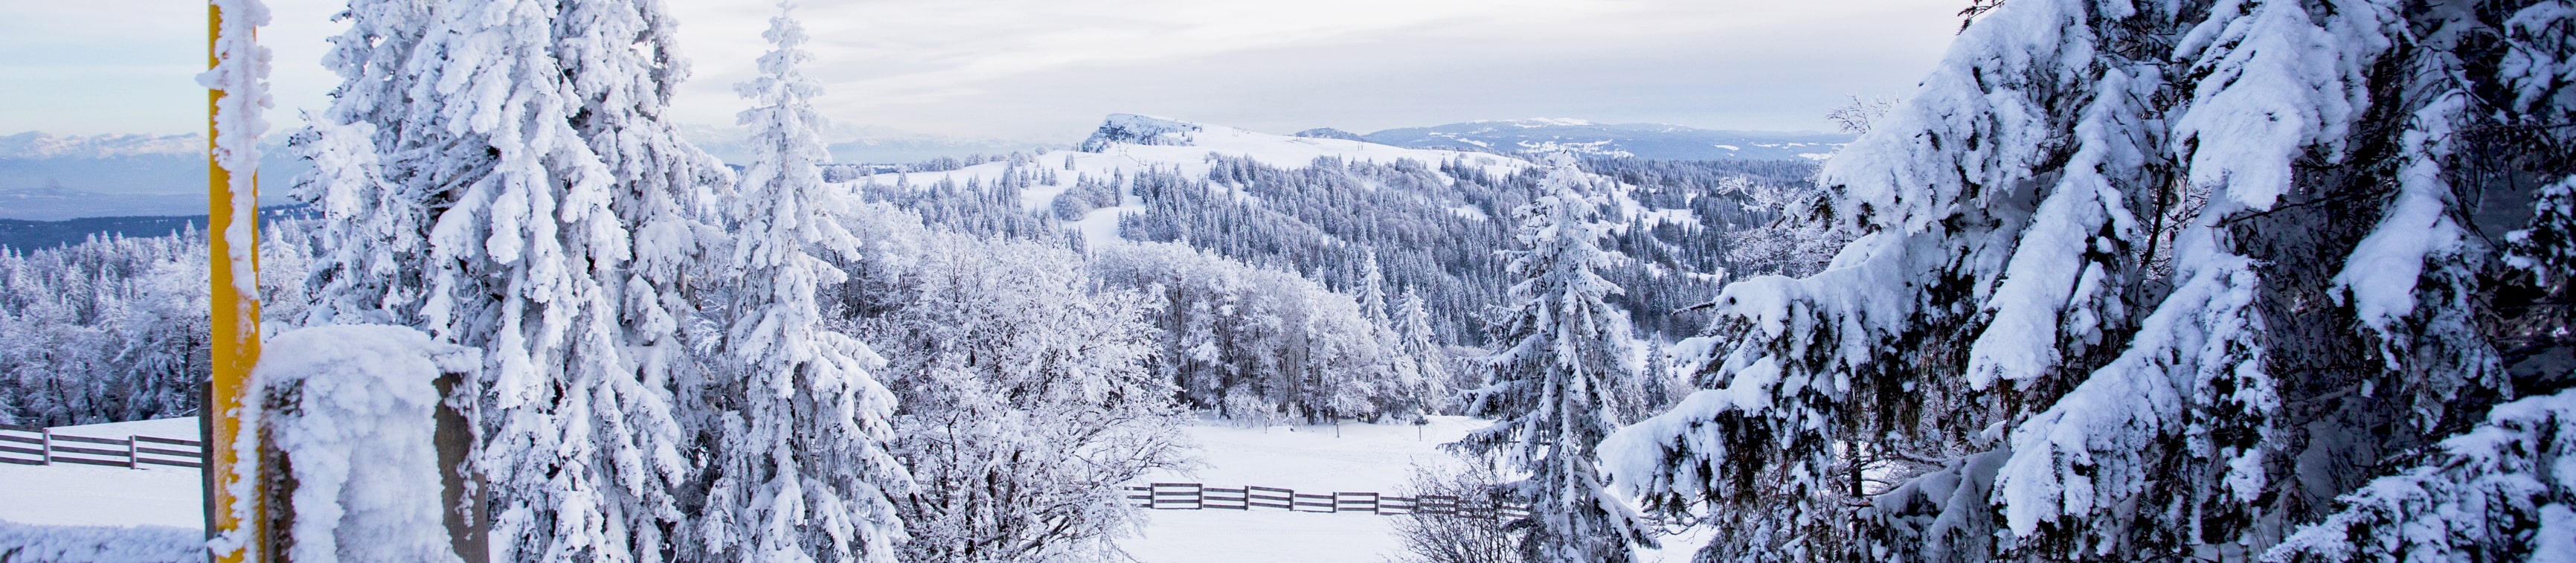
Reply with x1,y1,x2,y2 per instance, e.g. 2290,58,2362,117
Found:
434,373,489,563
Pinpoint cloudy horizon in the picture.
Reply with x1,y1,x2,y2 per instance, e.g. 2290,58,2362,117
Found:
2,0,1958,144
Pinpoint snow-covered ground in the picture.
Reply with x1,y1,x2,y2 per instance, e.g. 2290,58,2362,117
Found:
0,418,205,562
2,415,1710,562
0,416,202,530
1120,416,1708,562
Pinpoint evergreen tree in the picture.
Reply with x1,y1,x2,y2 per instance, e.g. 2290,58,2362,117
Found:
1454,156,1654,563
1395,289,1451,415
694,4,909,561
1358,249,1391,330
293,0,707,558
400,0,658,559
293,0,431,328
1599,0,2576,559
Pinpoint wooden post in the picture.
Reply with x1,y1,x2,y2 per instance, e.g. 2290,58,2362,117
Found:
205,1,263,561
434,373,489,563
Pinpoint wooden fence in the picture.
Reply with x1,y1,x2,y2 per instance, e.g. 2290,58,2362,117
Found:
0,423,204,469
1124,482,1529,519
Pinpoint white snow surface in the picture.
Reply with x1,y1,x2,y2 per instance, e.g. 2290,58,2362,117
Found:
0,521,201,563
0,417,1729,562
0,418,207,562
1120,416,1706,562
0,417,202,530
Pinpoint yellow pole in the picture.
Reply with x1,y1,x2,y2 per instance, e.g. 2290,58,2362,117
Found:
206,2,260,562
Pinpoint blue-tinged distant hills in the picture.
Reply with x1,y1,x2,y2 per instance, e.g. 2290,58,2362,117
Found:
0,132,306,221
1358,119,1851,161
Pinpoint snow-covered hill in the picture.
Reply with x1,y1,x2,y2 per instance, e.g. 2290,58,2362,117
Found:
851,113,1537,248
844,113,1783,341
1361,119,1851,161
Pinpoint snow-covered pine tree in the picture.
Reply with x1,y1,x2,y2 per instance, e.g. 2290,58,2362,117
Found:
551,0,722,553
1454,155,1655,563
2270,1,2576,559
295,0,704,559
694,4,908,561
293,0,431,327
1395,289,1451,415
1600,0,2576,560
1358,249,1392,330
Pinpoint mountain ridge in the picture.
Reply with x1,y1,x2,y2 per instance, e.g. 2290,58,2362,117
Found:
1358,119,1849,161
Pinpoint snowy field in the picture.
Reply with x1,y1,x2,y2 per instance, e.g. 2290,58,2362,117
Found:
0,417,204,562
0,416,202,530
0,416,1709,562
1120,416,1707,563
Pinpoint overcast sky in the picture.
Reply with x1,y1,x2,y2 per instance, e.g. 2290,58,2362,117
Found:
0,0,1958,143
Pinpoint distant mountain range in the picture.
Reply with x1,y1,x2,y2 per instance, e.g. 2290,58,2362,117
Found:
2,118,1839,221
1353,119,1850,161
0,132,305,220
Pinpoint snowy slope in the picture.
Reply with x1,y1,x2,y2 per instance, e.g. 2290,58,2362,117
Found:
844,113,1558,247
1120,416,1707,562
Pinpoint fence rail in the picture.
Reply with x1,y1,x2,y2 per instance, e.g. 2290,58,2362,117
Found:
1123,482,1529,519
0,422,202,469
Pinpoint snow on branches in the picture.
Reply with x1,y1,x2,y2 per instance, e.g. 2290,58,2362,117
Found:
690,4,910,562
1604,0,2575,560
1457,156,1656,563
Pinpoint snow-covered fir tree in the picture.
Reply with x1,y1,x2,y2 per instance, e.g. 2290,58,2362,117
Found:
1454,155,1655,563
291,0,707,558
1395,289,1454,416
292,0,430,328
1358,249,1393,330
692,4,908,561
1600,0,2576,560
554,0,732,555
